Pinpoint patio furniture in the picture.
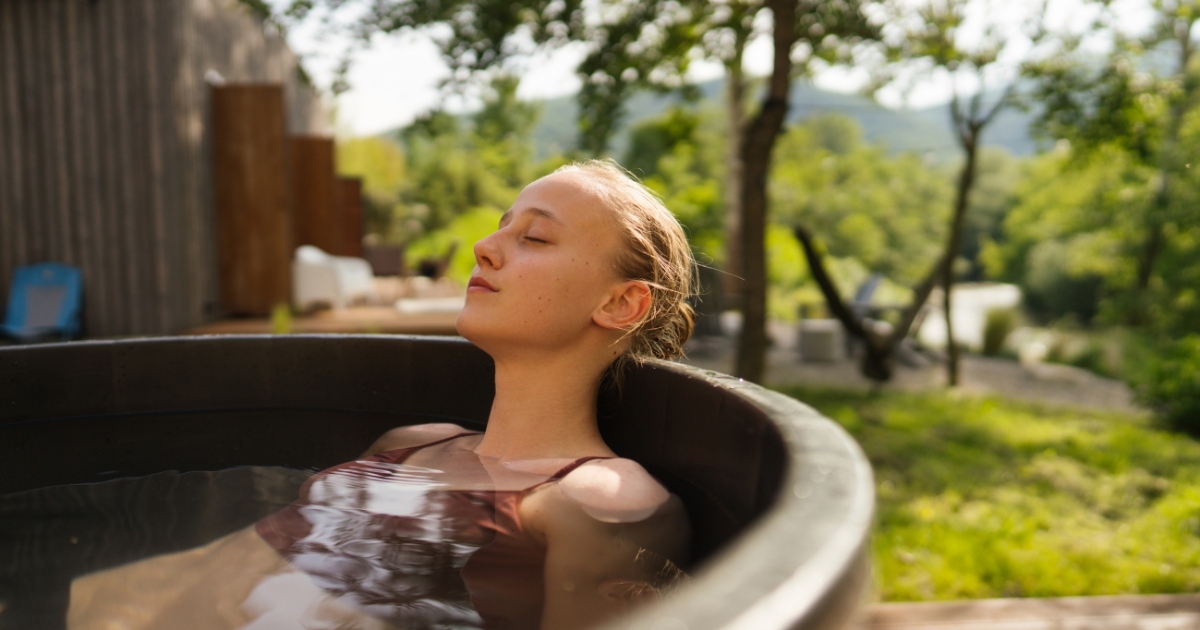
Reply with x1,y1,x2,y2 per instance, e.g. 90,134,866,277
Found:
292,245,375,311
363,244,407,277
799,318,845,362
1,263,83,342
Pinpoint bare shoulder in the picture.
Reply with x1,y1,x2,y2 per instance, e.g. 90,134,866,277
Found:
557,458,678,524
361,423,471,457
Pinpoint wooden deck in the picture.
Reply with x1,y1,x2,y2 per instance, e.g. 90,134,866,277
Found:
183,306,460,336
860,594,1200,629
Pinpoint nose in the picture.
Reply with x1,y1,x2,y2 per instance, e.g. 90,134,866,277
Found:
474,231,502,270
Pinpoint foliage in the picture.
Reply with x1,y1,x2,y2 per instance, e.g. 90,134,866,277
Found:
1024,0,1200,334
981,147,1141,324
983,119,1200,333
405,207,504,285
397,112,519,232
779,386,1200,601
622,106,701,180
982,308,1017,356
771,115,954,288
270,303,292,334
1130,335,1200,434
471,75,542,187
336,136,408,238
634,105,726,261
960,148,1021,281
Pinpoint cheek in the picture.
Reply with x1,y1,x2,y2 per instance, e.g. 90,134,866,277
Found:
521,256,611,317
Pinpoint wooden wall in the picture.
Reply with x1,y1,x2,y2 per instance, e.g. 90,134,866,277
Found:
290,136,342,255
0,0,326,336
337,178,364,258
212,85,292,315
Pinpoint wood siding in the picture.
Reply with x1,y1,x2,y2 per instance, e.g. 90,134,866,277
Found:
212,85,291,315
337,177,363,258
289,136,341,255
0,0,326,336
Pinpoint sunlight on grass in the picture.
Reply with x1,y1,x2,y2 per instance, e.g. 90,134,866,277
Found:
775,387,1200,601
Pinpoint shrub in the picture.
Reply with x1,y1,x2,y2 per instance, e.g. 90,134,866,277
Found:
1134,335,1200,433
982,308,1018,356
1069,341,1113,378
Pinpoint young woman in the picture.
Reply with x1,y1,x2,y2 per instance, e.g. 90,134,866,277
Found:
69,160,696,630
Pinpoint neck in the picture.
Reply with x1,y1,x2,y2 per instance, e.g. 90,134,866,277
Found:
474,349,617,462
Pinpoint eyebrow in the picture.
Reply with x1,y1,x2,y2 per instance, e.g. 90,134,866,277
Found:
499,207,565,227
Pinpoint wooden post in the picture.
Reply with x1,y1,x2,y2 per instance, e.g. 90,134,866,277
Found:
290,136,342,255
337,177,363,258
211,84,292,316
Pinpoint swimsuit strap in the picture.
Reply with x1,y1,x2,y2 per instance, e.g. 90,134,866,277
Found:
391,431,481,456
548,456,615,482
518,455,615,497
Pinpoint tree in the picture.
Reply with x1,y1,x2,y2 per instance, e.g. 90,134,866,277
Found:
336,136,409,238
1032,0,1200,331
789,0,1062,384
280,0,883,384
905,0,1052,385
771,115,954,289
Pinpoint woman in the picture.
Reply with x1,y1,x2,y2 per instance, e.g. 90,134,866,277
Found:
69,160,695,630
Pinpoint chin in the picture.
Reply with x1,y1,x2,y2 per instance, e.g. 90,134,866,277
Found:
455,306,499,351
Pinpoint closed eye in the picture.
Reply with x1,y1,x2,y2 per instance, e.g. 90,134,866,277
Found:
523,236,548,244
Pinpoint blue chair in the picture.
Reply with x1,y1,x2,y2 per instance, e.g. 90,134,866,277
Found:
2,263,83,342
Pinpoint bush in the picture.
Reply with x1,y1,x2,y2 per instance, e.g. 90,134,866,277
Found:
982,308,1018,356
1069,341,1113,378
1134,335,1200,433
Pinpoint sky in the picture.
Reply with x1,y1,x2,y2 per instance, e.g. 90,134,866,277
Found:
276,0,1153,137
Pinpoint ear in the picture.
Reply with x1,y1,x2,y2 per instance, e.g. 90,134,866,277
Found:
593,281,652,331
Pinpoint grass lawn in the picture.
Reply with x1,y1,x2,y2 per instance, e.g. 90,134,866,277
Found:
775,386,1200,601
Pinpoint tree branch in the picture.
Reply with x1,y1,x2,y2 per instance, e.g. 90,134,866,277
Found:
793,225,870,342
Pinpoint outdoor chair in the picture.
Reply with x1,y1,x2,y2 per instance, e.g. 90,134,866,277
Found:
292,245,376,311
1,263,83,342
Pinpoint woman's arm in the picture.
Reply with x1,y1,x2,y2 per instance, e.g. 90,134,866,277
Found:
525,461,691,630
359,422,470,457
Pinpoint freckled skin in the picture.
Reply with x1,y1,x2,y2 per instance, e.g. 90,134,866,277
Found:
456,173,624,354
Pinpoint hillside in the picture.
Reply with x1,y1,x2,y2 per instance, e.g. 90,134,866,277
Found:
531,78,1038,161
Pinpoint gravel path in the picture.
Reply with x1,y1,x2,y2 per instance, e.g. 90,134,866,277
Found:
681,333,1139,413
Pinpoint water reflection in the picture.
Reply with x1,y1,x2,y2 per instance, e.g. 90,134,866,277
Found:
53,435,689,630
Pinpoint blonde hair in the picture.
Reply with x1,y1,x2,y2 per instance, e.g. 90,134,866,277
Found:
552,159,696,370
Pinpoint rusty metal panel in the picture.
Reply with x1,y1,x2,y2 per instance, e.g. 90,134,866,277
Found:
212,84,293,316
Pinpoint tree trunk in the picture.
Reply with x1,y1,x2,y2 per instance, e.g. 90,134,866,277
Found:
722,51,746,302
944,132,979,387
795,223,943,383
1137,20,1193,295
734,0,795,383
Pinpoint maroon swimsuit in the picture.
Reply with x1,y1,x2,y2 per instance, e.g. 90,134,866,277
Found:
255,433,608,629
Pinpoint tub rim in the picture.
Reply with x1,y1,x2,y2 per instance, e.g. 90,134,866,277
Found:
608,358,874,630
0,333,874,630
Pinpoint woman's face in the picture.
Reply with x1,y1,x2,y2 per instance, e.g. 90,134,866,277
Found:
456,171,627,354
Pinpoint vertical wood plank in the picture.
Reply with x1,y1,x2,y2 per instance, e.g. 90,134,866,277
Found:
212,84,293,315
290,136,342,255
142,0,171,331
46,0,74,267
0,0,19,302
15,0,41,264
338,178,364,258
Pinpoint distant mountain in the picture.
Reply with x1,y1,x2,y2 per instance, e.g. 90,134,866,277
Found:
530,78,1039,161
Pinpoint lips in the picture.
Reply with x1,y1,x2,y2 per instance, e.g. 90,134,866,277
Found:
468,276,497,292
